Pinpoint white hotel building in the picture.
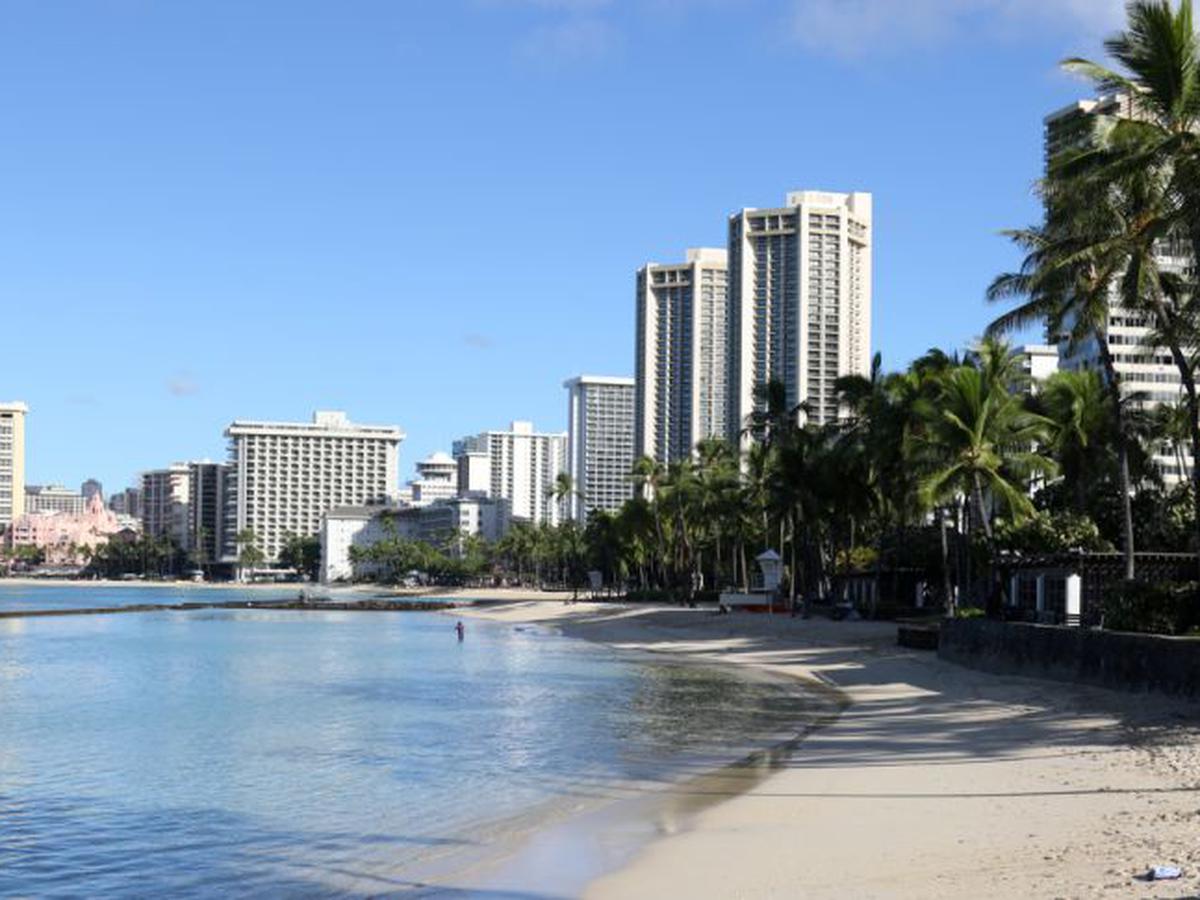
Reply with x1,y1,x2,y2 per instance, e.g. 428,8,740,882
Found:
564,375,635,520
453,421,566,527
728,190,873,436
635,248,730,462
222,410,403,563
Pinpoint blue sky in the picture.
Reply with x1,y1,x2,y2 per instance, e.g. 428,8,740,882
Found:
1,0,1127,494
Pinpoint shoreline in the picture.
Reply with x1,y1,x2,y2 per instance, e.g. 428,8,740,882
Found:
404,607,844,898
0,576,311,591
445,602,1200,899
5,583,1198,895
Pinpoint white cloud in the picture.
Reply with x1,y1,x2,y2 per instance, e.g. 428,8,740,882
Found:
788,0,1127,57
167,376,199,397
463,332,494,349
517,17,622,66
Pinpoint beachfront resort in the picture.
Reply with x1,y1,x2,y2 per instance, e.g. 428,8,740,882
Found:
4,1,1200,897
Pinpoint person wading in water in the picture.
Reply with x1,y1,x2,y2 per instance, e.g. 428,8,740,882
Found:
455,621,465,642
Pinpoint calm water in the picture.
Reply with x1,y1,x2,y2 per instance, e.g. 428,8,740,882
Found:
0,593,817,898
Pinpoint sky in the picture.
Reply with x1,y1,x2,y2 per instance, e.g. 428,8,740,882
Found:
0,0,1129,494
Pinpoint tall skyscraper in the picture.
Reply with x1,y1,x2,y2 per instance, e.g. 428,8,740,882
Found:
141,464,192,549
188,461,227,567
635,248,730,462
0,402,27,532
564,375,635,520
109,487,143,520
452,421,566,527
727,191,873,438
1045,96,1190,481
223,411,403,563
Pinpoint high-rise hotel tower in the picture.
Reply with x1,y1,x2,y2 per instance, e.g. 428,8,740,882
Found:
727,191,873,437
222,411,403,563
0,402,28,532
564,375,635,520
635,248,730,462
453,421,566,527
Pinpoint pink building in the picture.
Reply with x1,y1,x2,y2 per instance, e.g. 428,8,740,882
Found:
7,493,125,566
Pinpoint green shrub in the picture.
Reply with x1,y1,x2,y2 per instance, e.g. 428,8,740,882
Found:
1102,581,1199,636
624,588,674,604
955,606,986,619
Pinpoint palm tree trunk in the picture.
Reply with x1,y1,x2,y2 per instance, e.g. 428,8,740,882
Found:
1098,340,1136,581
1143,296,1200,576
789,513,799,615
970,475,993,541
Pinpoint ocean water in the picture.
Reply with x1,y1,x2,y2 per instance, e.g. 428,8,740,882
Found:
0,597,818,898
0,582,303,612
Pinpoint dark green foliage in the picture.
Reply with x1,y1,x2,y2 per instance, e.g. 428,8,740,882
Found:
1102,581,1200,636
279,535,322,581
86,534,185,578
995,511,1114,555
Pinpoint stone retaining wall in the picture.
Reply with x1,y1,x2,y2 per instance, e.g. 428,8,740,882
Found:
938,618,1200,701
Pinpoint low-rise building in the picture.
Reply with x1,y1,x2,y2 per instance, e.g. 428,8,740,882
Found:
26,485,86,517
6,493,125,566
319,496,507,583
1018,344,1059,384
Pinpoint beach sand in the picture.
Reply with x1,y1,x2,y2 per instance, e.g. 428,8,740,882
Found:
453,602,1200,899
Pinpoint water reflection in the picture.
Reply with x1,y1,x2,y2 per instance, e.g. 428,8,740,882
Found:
0,609,821,897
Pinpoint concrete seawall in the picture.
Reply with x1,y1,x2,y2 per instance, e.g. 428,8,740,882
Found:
939,618,1200,701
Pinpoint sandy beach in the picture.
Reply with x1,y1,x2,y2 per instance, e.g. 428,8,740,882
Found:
452,602,1200,899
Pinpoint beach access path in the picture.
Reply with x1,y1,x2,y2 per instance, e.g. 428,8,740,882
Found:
458,602,1200,900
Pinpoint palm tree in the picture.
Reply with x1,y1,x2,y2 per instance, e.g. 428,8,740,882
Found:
989,177,1145,579
548,472,578,522
918,359,1057,607
1154,397,1193,479
235,528,264,579
1059,0,1200,557
1035,370,1118,513
920,362,1056,541
629,455,668,586
743,378,805,450
693,438,740,589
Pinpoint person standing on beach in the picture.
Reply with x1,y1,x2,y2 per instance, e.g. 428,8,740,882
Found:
455,621,464,642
